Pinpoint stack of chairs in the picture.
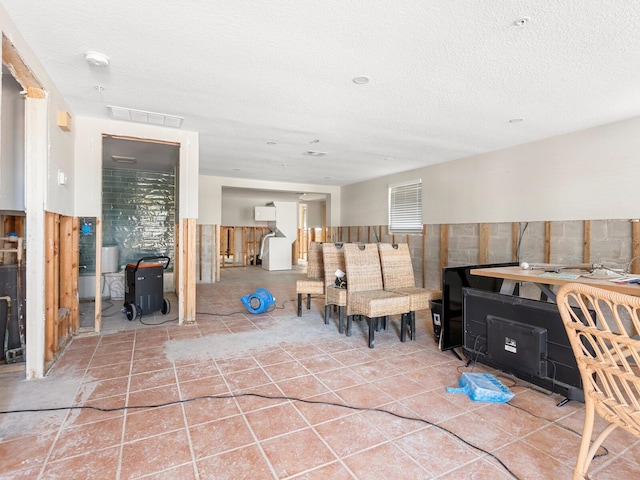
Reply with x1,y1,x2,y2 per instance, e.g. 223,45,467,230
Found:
343,243,410,348
377,243,441,341
322,242,348,332
295,242,324,317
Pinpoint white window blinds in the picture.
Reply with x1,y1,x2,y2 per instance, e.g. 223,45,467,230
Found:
388,180,422,233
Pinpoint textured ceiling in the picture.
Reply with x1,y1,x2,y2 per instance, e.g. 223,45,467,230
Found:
3,1,640,186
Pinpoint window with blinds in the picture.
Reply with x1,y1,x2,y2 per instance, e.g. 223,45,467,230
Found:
388,179,422,233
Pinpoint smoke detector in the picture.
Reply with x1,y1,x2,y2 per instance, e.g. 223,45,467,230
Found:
84,51,110,67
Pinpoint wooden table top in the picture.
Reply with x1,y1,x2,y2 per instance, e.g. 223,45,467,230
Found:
471,265,640,297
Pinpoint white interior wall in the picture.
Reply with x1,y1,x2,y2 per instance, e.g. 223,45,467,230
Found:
221,189,299,226
342,116,640,225
73,117,199,218
304,200,323,228
198,175,340,226
0,68,24,212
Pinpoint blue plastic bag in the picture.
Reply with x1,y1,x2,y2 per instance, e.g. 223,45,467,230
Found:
446,373,514,403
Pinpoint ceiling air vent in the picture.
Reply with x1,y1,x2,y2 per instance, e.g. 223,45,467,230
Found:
107,105,184,128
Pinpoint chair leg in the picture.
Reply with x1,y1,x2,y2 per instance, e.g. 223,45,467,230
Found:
412,312,417,340
297,294,302,317
346,315,353,336
324,305,330,325
338,307,345,334
400,314,408,342
368,317,376,348
306,294,311,310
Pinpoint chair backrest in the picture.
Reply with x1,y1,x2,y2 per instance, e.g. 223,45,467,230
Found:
307,242,324,279
556,283,640,438
377,243,416,289
343,243,384,293
322,242,346,287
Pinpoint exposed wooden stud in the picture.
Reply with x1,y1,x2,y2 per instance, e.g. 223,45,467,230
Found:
632,221,640,274
198,224,203,281
44,212,55,362
479,223,490,264
439,224,449,288
512,222,519,261
347,226,352,243
59,216,75,338
2,35,43,93
215,224,221,282
422,224,427,288
174,221,180,292
94,218,102,333
545,221,551,263
70,217,79,331
583,220,591,264
183,218,196,323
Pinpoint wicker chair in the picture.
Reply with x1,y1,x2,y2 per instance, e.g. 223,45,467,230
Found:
556,283,640,480
377,243,442,341
296,242,324,317
343,243,410,348
322,242,348,332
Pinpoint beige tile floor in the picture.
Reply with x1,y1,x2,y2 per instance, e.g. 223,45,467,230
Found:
1,266,639,479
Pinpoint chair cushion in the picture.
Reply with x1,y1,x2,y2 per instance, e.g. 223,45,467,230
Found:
348,290,410,318
325,285,347,306
296,279,324,295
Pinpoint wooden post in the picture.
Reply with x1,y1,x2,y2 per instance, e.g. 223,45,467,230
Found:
198,224,203,281
583,220,591,264
59,216,76,337
422,225,427,288
215,225,221,282
512,222,519,262
545,221,551,263
479,223,490,264
44,212,56,362
439,224,449,288
94,217,102,333
632,220,640,274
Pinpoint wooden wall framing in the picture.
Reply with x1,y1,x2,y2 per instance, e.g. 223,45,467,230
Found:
44,212,78,365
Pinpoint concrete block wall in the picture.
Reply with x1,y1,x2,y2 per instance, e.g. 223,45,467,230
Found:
337,219,638,291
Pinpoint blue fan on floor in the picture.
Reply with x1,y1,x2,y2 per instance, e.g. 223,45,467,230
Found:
241,288,276,314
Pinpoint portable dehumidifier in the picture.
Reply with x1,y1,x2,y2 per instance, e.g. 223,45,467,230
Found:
124,256,171,320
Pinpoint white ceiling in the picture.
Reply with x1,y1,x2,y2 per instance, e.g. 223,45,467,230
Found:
3,1,640,186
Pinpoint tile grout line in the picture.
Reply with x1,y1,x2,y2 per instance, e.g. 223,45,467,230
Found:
213,356,280,480
35,335,104,479
114,328,138,480
173,358,201,479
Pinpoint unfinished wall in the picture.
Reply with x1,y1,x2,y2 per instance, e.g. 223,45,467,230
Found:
334,219,638,291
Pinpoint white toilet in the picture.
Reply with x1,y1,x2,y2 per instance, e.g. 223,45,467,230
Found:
101,246,125,300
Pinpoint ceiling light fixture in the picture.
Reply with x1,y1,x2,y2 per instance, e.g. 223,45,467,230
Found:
509,118,524,123
266,141,277,145
513,17,530,27
303,150,327,157
107,105,184,128
111,155,137,164
84,51,110,67
352,76,370,85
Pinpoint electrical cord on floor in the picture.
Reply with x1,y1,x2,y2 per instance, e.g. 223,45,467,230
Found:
0,392,520,480
138,316,179,326
506,401,609,460
195,298,297,317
